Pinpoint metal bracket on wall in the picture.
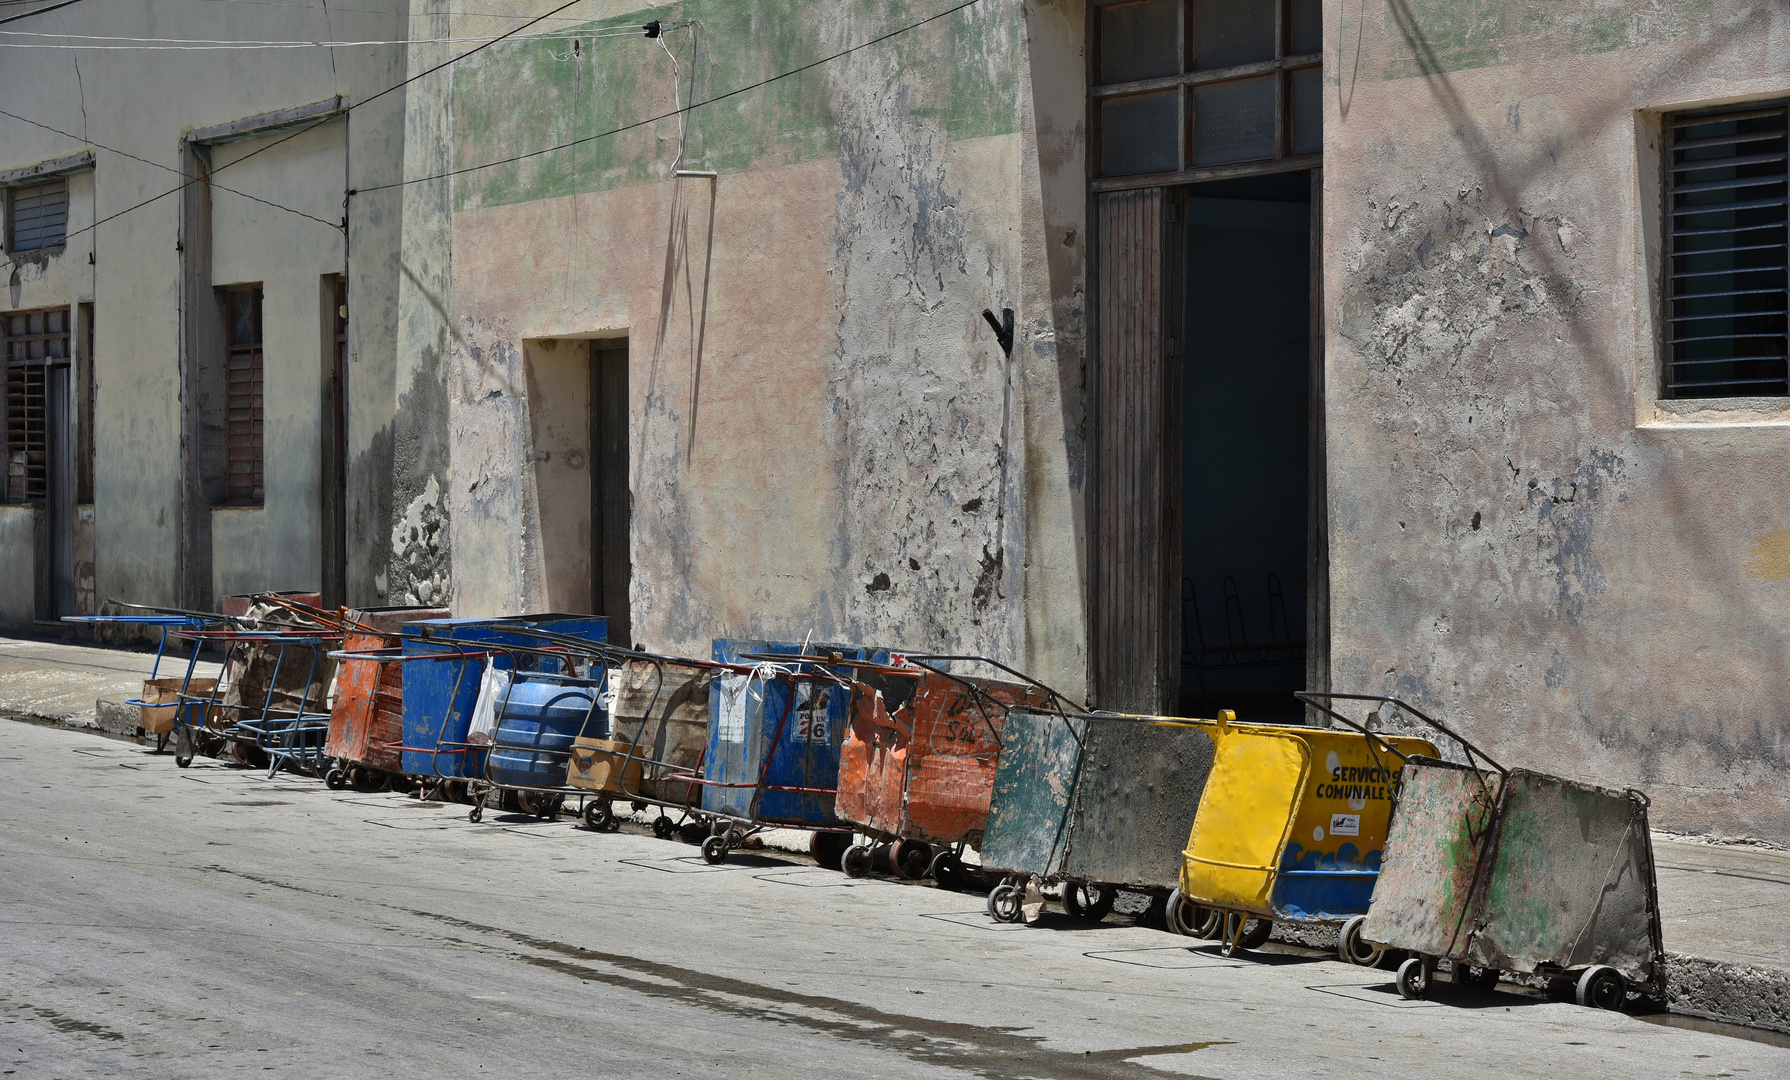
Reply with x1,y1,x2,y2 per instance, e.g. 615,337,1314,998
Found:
982,307,1014,357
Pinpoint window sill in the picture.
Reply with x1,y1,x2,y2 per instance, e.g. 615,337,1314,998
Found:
210,503,265,511
1643,396,1790,428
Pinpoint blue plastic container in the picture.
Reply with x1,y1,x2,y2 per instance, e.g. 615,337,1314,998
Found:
400,614,607,778
703,639,888,826
486,673,607,789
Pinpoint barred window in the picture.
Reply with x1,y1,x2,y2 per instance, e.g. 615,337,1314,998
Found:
1664,100,1789,398
223,285,264,504
1093,0,1321,180
6,178,69,253
4,307,70,503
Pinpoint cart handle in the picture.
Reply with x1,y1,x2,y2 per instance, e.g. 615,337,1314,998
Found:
902,654,1088,714
1294,691,1506,776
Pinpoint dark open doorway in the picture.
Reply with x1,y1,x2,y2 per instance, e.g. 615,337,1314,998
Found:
1177,170,1317,725
590,339,631,648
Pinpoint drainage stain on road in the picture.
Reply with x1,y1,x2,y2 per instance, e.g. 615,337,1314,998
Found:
408,906,1230,1080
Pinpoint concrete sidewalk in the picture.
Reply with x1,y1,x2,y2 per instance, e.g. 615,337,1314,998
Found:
2,631,1788,1034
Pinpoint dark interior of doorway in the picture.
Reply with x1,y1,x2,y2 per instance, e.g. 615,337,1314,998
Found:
1178,170,1311,726
590,340,631,649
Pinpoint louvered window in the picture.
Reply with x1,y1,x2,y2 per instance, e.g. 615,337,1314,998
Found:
1664,101,1790,398
6,178,68,253
5,307,69,503
224,286,264,504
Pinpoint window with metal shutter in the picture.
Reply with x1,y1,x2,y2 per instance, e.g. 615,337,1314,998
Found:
7,178,69,253
4,307,69,503
223,286,265,504
1664,101,1789,398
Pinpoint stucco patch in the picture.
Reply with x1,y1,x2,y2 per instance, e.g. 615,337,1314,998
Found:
1747,532,1790,582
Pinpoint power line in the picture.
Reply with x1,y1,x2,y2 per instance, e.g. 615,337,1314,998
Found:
1,0,594,273
356,0,984,194
0,0,88,25
0,107,341,230
0,26,645,48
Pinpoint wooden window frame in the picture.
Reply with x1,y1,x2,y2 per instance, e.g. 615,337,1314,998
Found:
5,177,70,254
222,284,265,506
1091,0,1321,191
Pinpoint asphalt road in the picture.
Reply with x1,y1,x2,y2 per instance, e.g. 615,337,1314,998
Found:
2,719,1784,1080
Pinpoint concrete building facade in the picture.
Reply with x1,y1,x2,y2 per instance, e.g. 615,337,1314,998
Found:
4,0,1787,840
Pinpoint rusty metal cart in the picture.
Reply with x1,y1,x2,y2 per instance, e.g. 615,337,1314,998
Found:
1172,707,1436,957
980,709,1215,924
175,626,342,777
321,606,447,790
834,655,1075,885
1306,692,1666,1011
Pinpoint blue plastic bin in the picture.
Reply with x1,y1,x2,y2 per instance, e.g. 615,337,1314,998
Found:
485,672,608,789
400,614,607,778
703,639,887,826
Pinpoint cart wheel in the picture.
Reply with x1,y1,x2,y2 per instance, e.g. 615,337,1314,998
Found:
700,834,729,865
841,843,875,879
653,815,676,840
1576,966,1628,1011
987,883,1023,923
809,830,850,871
174,726,194,769
1165,888,1202,937
1338,915,1385,968
469,805,484,824
585,801,615,832
928,850,963,891
325,768,347,791
1455,964,1500,991
1062,882,1116,922
1220,911,1273,955
889,841,934,881
1396,956,1430,1000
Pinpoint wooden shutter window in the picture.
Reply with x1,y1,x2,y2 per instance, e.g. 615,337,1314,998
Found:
224,286,265,504
7,179,69,253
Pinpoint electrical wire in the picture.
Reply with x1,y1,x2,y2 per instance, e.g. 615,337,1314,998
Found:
1,0,594,273
0,107,341,229
0,26,646,48
355,0,984,194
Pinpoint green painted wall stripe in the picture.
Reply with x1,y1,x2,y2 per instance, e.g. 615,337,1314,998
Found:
451,0,1022,210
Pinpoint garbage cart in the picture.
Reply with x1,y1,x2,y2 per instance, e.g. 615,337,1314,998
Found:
1305,692,1667,1011
1173,709,1435,956
564,654,718,837
322,606,447,789
834,655,1073,885
980,709,1215,924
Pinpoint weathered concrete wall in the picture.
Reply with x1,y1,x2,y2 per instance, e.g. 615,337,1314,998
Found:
432,0,1089,693
0,506,39,625
0,1,407,625
1325,1,1790,836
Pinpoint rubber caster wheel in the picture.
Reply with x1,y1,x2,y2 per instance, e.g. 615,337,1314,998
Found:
469,805,484,824
1165,888,1204,937
1061,881,1116,922
1396,956,1431,1000
174,726,194,769
809,830,850,871
1576,966,1628,1011
1220,911,1273,956
653,816,676,840
889,840,934,880
325,768,348,791
585,801,615,832
841,843,875,878
1339,914,1386,968
987,883,1023,923
929,850,964,892
700,834,729,865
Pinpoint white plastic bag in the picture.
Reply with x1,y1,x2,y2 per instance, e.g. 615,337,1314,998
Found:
466,660,511,746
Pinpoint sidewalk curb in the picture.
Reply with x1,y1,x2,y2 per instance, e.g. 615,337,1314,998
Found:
1668,954,1790,1035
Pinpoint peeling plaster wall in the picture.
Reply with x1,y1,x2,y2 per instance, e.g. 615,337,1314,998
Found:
1326,0,1790,837
432,1,1088,694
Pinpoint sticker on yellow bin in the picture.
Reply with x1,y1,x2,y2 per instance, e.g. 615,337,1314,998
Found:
1179,716,1435,923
